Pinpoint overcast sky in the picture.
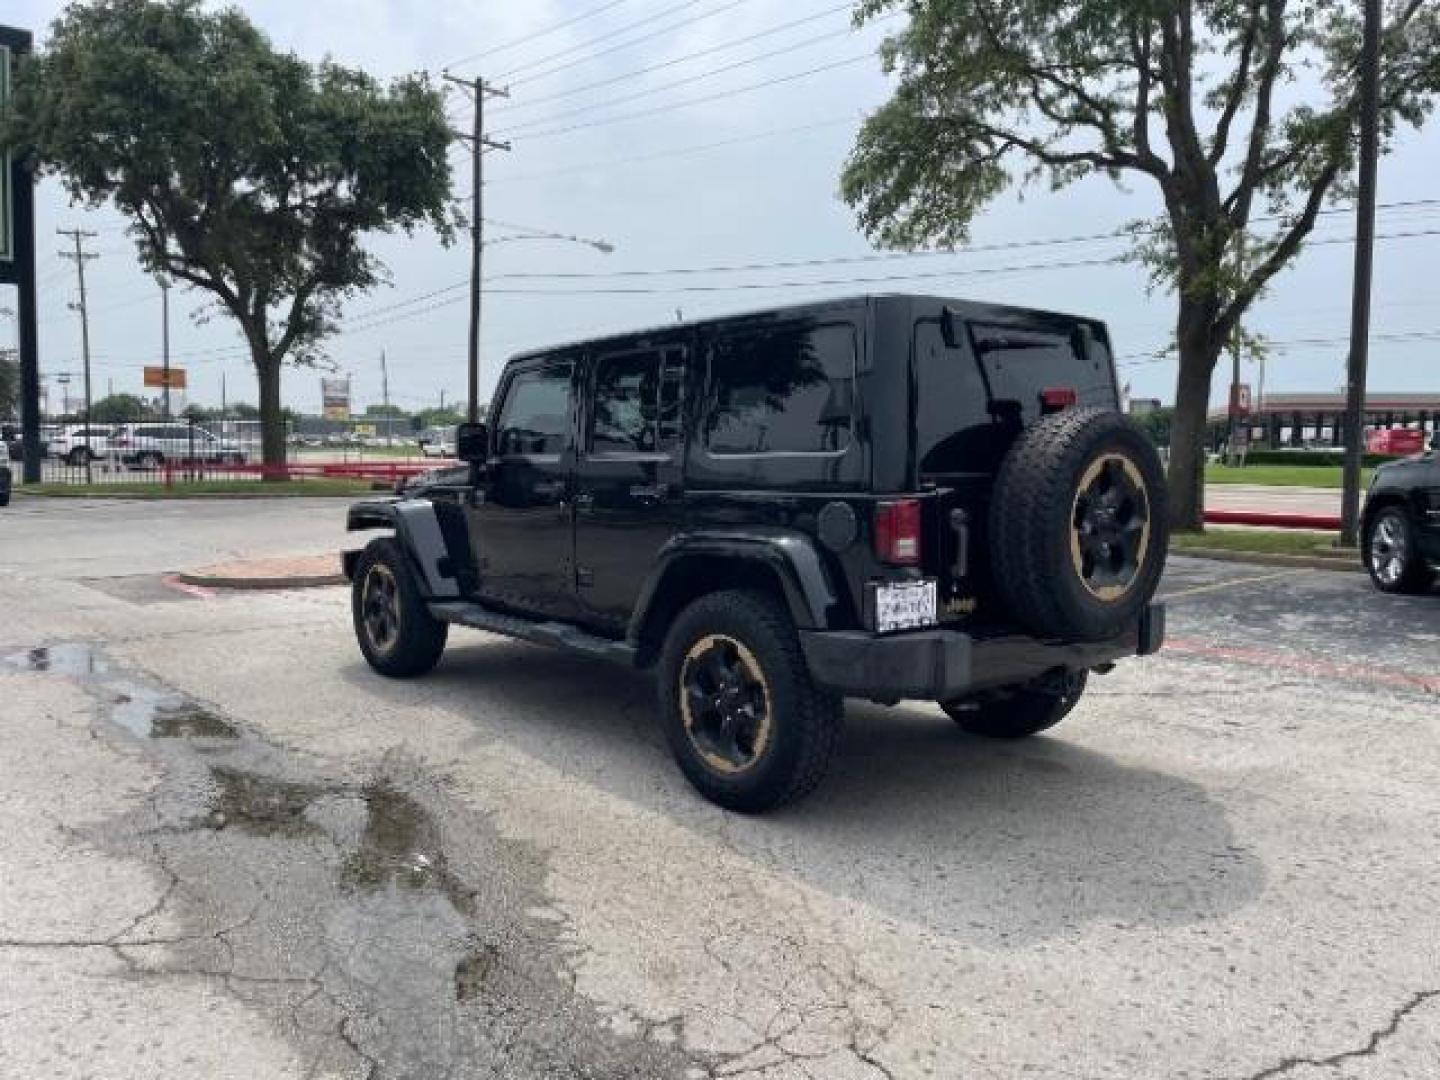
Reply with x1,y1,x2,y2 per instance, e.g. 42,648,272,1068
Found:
5,0,1438,417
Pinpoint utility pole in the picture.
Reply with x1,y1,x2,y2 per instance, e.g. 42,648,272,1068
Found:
1340,0,1381,549
380,349,391,446
159,278,172,420
221,370,227,422
57,227,98,479
442,72,510,422
1226,232,1246,467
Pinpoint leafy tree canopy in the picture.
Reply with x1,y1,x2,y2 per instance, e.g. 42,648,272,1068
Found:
89,393,151,421
843,0,1440,527
3,0,454,467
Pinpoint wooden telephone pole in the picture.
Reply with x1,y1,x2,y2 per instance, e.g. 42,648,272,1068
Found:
442,72,510,423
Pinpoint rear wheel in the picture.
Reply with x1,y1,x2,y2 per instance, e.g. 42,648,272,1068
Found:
136,451,164,471
657,590,842,813
1364,507,1434,594
66,447,94,467
352,537,448,677
941,670,1088,739
990,408,1168,642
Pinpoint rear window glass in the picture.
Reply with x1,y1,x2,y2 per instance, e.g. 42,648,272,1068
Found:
704,323,855,455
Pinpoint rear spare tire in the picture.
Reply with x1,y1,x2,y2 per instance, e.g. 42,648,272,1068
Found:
989,408,1168,642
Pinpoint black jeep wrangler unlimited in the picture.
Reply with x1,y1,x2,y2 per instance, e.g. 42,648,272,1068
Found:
344,295,1167,812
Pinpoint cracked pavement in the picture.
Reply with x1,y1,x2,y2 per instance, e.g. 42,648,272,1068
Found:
1,497,1438,1078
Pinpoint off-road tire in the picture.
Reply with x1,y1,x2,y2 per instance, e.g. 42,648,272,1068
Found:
66,447,94,467
352,537,448,678
942,671,1088,739
990,408,1168,642
136,451,164,470
1364,506,1434,595
657,590,843,813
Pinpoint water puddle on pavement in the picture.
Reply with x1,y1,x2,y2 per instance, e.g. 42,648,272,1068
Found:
3,640,703,1079
3,642,238,741
4,643,109,676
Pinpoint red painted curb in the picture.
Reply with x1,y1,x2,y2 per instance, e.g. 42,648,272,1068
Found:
1203,509,1342,530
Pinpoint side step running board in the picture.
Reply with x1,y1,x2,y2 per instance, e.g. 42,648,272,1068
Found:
428,601,638,667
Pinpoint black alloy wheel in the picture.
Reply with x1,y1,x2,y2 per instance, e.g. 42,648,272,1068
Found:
679,634,774,776
1071,454,1151,601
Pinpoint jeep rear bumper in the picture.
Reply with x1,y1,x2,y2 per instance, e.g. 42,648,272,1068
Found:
799,604,1165,701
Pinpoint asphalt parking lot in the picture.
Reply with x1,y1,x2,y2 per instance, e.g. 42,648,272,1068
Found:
2,498,1437,1080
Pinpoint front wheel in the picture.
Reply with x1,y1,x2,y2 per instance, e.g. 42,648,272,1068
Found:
351,537,448,677
657,590,843,813
1365,507,1434,595
941,670,1088,739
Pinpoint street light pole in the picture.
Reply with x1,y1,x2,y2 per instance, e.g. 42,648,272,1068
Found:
159,278,172,420
1340,0,1382,549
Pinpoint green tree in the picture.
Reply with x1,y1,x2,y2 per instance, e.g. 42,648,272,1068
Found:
364,403,408,418
842,0,1440,529
89,393,150,422
5,0,453,473
228,402,260,420
414,406,464,431
1132,406,1173,448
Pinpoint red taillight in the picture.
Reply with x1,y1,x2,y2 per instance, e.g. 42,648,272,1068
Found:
1041,387,1078,413
874,499,922,565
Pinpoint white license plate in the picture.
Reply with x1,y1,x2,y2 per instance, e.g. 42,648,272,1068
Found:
875,580,938,634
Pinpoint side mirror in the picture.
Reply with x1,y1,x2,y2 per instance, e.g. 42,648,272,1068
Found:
456,422,488,463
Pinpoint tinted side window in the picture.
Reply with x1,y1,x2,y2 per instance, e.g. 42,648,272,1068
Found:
589,348,685,455
705,324,855,455
496,364,573,456
591,352,658,455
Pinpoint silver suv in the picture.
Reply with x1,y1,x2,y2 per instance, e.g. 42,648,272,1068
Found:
118,424,247,468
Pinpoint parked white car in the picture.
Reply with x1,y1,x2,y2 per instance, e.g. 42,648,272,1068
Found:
50,424,121,465
117,424,247,468
417,427,456,459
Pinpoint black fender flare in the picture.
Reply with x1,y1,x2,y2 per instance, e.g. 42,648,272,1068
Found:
343,498,462,599
627,529,838,653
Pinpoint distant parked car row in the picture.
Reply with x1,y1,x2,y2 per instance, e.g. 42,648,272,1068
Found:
44,423,248,468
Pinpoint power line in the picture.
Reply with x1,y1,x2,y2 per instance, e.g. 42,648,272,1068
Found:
1118,327,1440,368
483,114,859,187
497,20,884,136
496,0,726,82
491,1,858,115
442,0,635,73
504,0,757,88
503,52,877,141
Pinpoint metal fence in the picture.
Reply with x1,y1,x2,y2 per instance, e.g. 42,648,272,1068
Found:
5,417,456,487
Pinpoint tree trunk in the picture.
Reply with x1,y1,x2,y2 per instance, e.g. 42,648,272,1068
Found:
255,356,287,480
1167,326,1223,531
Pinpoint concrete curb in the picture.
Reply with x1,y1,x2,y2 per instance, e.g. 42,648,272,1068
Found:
176,554,347,591
1172,547,1363,573
176,570,347,590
